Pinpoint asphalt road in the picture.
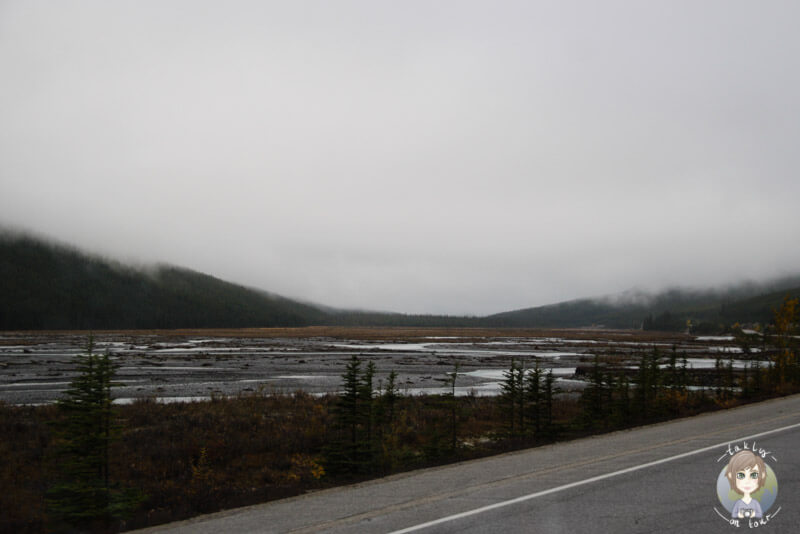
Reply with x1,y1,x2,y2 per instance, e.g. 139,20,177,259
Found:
134,395,800,534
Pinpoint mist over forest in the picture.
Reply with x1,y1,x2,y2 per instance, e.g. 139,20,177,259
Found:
2,230,798,332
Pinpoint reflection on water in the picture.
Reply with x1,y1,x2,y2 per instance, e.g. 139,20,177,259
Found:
464,368,576,380
113,396,211,405
0,331,765,406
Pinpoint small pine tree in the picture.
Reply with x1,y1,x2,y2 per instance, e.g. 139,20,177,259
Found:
47,337,141,533
325,355,382,475
541,369,557,440
724,357,735,400
679,354,689,392
580,355,605,430
610,374,631,428
500,359,524,438
634,352,653,422
382,370,399,425
525,363,542,436
740,359,751,400
359,360,377,459
750,360,763,397
326,355,362,474
376,370,401,472
648,348,662,411
772,296,799,392
667,346,678,388
714,355,723,398
445,363,460,452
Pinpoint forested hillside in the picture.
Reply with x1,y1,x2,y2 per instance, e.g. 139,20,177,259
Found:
0,233,326,330
487,282,800,332
1,230,798,331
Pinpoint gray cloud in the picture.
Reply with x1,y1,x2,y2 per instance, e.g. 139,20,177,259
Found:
2,1,799,315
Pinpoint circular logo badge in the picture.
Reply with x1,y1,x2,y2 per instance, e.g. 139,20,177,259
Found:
717,454,778,518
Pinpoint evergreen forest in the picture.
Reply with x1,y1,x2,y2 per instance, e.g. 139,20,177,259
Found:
2,230,799,332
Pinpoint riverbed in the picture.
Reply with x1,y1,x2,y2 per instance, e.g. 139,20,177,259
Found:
0,328,759,405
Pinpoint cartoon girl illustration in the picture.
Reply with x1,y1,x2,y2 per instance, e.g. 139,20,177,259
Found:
725,450,767,519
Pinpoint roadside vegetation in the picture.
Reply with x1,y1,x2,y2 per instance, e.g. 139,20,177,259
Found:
0,297,797,533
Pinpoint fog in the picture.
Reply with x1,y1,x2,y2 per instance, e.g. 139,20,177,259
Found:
2,1,799,314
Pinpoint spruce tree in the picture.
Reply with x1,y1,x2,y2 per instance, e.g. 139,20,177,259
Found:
359,360,377,468
47,337,141,532
667,346,678,388
325,355,363,475
376,370,400,472
772,296,799,391
541,369,557,440
580,355,605,430
525,363,542,436
500,359,524,437
445,363,460,452
740,359,751,400
381,370,399,426
679,354,689,392
325,355,383,475
610,374,631,428
750,360,763,397
634,351,657,422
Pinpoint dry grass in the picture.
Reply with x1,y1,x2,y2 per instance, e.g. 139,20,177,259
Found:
0,391,534,533
0,326,691,343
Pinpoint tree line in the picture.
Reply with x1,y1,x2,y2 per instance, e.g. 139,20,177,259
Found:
3,232,800,331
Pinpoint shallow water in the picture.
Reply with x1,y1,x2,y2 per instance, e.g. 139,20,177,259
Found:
0,330,763,405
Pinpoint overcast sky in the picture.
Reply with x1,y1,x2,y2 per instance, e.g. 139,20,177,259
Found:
2,1,800,315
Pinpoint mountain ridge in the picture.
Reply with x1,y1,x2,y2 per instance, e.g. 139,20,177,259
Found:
1,229,797,331
0,230,326,330
486,279,800,331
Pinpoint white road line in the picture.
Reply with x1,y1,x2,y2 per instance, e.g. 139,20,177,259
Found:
389,421,800,534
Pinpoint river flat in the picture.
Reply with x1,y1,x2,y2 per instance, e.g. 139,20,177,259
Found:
0,327,754,405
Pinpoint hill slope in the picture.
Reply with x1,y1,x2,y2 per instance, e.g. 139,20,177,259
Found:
0,232,327,330
2,230,798,331
486,282,800,331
